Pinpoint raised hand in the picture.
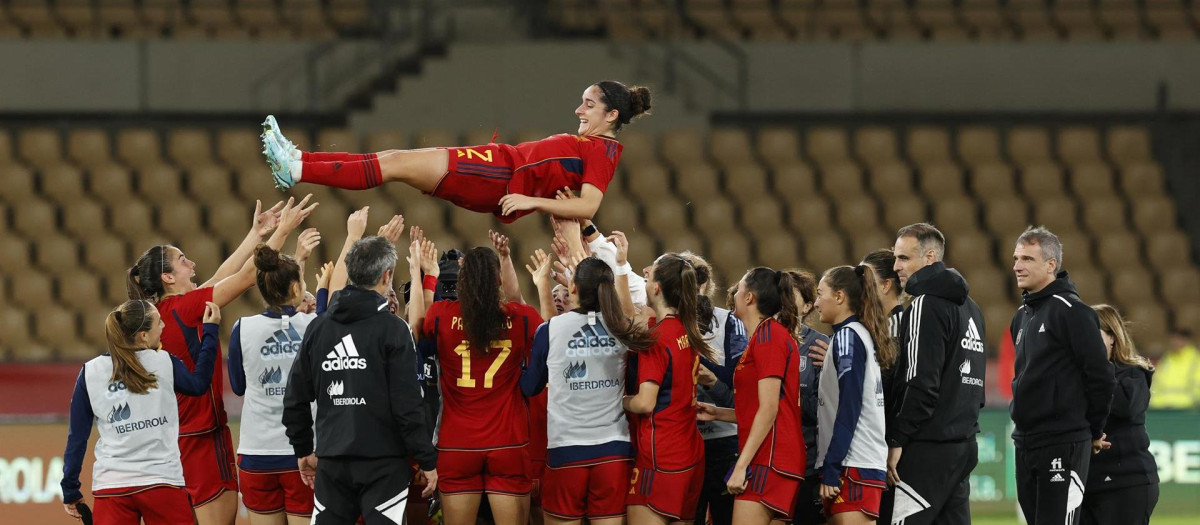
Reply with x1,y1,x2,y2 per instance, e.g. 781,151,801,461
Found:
278,194,318,233
406,240,423,280
347,206,369,239
253,199,285,237
202,301,221,324
317,261,334,289
377,214,406,244
607,230,629,266
294,228,321,261
526,249,553,286
420,239,439,278
489,230,511,258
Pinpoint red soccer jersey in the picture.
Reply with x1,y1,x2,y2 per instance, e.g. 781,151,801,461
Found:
633,316,704,472
733,318,805,478
423,300,543,450
157,287,226,435
509,134,622,198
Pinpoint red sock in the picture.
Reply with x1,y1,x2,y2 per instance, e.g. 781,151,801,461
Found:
300,158,383,190
301,151,378,162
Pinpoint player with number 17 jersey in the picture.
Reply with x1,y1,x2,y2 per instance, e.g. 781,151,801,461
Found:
423,300,543,451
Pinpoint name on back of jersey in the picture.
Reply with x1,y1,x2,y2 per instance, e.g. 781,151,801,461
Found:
451,315,514,331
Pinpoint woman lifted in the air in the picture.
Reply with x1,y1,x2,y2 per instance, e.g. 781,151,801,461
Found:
262,81,650,223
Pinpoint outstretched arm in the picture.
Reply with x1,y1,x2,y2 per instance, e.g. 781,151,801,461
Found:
203,199,284,288
213,195,317,307
491,230,524,304
499,184,604,220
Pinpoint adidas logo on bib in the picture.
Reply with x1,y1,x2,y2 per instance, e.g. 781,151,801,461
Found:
323,334,367,371
566,323,618,357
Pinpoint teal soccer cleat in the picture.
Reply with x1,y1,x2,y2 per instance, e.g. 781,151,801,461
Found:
261,117,296,190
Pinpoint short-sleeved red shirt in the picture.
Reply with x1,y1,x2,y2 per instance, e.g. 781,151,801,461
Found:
423,300,543,450
733,318,805,478
157,287,225,435
509,134,622,198
632,316,704,472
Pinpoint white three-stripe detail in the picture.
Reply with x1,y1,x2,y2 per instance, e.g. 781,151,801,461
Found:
907,296,925,381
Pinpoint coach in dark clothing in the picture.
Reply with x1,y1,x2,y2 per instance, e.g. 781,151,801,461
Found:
887,223,986,525
284,236,438,524
1010,226,1116,525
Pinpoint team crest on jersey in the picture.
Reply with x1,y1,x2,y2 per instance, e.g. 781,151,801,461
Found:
1015,328,1024,346
261,325,304,360
799,355,808,373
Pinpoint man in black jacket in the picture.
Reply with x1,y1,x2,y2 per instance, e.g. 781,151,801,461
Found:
284,236,438,524
887,223,986,525
1010,226,1115,525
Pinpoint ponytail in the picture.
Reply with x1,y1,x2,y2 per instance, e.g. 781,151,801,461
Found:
127,245,173,302
104,300,160,394
652,254,717,363
677,251,716,333
576,258,655,351
742,266,801,336
823,265,897,369
457,247,507,354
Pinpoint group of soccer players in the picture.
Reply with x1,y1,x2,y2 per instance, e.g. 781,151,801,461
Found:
59,79,1147,525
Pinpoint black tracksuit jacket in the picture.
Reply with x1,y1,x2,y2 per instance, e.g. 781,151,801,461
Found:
887,262,987,447
283,286,437,471
1009,272,1116,450
1087,362,1158,492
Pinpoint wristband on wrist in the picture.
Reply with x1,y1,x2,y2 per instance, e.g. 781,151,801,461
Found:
614,263,631,276
581,224,598,237
422,275,438,292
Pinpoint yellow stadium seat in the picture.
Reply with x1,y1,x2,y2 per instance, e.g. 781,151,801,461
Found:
677,163,723,204
1020,163,1067,201
932,195,981,232
138,164,184,200
37,234,81,276
0,164,36,202
741,198,787,231
18,128,64,170
806,127,852,166
1057,126,1102,165
821,162,865,198
1161,268,1200,309
1112,271,1156,305
1080,196,1128,234
1131,195,1176,233
14,198,56,238
1126,302,1169,351
84,235,129,276
89,164,136,205
969,162,1018,200
116,129,164,170
218,129,265,169
41,164,87,204
1033,196,1081,234
1067,265,1108,303
906,126,953,166
919,162,968,200
1119,162,1165,199
724,165,771,206
0,235,31,271
661,129,705,169
12,271,54,310
803,231,849,271
694,198,740,238
67,129,114,169
661,231,707,256
870,162,916,199
1146,231,1192,271
110,200,158,241
757,127,801,168
850,228,894,262
0,309,32,352
710,236,754,282
235,166,279,202
957,126,1002,167
1106,126,1153,167
944,230,994,270
983,196,1030,239
1055,230,1095,261
159,199,204,241
60,273,105,312
187,164,236,204
773,162,819,196
964,265,1012,305
1069,162,1115,198
167,128,216,168
709,128,755,169
983,301,1018,346
644,199,690,238
835,197,881,231
854,126,900,168
1096,231,1143,269
883,195,929,231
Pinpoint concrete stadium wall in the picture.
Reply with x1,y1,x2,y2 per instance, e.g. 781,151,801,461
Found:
2,40,1200,117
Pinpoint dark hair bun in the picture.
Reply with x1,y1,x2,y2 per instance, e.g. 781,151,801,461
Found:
254,245,281,272
629,86,652,116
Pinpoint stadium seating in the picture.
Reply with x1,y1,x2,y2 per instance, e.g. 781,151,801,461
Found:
0,0,370,40
548,0,1200,41
0,121,1195,361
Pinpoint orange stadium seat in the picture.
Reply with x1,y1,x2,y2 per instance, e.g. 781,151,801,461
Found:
644,199,690,238
931,195,981,233
0,164,36,202
187,164,237,204
1112,271,1157,305
138,164,184,200
803,231,850,271
159,199,204,241
12,270,54,309
850,228,894,261
741,198,788,234
60,273,105,312
946,230,995,269
1056,230,1095,261
1126,302,1169,348
110,200,158,241
757,235,802,269
661,230,707,257
627,163,673,204
218,129,265,169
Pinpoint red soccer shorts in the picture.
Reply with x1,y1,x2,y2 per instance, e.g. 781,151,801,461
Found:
437,446,532,496
542,460,631,520
178,426,238,507
432,144,528,222
823,467,885,519
93,484,193,525
237,466,314,516
735,463,803,519
627,461,704,521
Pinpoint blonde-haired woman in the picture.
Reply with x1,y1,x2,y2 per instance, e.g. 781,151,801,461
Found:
1081,305,1158,525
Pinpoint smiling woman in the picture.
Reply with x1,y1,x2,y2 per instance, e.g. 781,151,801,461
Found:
260,81,652,223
